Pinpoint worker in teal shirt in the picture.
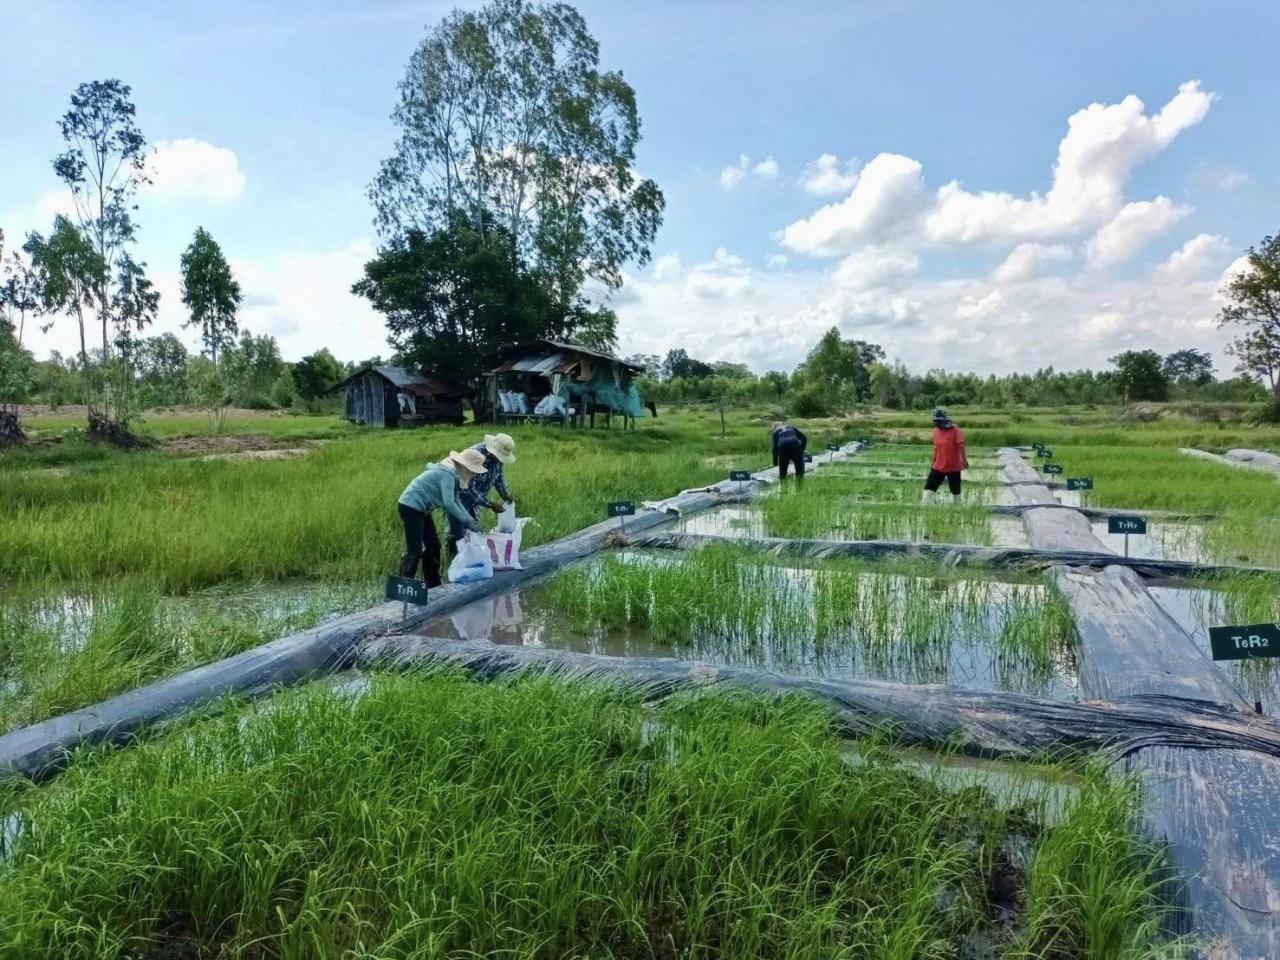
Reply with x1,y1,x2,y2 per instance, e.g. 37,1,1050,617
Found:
398,448,486,585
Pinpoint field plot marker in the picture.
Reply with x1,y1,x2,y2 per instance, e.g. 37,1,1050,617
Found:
607,499,637,534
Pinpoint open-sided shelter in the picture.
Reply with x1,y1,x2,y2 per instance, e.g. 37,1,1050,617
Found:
487,340,647,427
331,365,466,427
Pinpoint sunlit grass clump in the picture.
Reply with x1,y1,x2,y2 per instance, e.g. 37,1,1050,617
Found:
0,582,374,732
761,476,997,543
546,547,1077,690
0,674,1173,959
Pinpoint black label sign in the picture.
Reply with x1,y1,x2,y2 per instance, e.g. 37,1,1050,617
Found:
826,443,839,452
1036,448,1052,458
1042,463,1063,474
1066,477,1093,491
803,453,813,463
730,470,752,482
607,500,636,518
1209,623,1280,661
1107,515,1147,535
385,575,430,605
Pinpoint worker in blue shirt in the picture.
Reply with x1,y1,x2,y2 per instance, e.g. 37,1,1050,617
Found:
398,448,486,585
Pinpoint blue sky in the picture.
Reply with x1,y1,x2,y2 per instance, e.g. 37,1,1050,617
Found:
4,0,1278,374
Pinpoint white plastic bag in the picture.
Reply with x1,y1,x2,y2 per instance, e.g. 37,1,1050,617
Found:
448,531,494,583
485,506,532,571
495,502,519,534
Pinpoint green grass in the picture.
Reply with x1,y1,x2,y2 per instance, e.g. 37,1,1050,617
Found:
544,547,1077,690
0,581,375,731
0,673,1176,959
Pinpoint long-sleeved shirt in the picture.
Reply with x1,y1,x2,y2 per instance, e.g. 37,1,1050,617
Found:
458,442,511,514
771,424,807,465
398,464,481,532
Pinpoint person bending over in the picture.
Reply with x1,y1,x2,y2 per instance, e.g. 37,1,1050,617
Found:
923,408,967,504
771,422,808,482
448,432,517,557
398,448,486,586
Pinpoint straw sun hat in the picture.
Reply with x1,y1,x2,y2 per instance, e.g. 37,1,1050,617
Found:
484,433,516,464
441,448,489,474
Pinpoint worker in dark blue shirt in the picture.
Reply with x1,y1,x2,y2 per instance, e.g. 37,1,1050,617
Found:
771,422,808,482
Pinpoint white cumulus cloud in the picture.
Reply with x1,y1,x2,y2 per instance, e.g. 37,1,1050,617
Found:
799,153,860,196
1157,234,1230,282
149,138,246,203
780,81,1215,256
992,243,1072,284
1085,197,1189,268
779,153,927,255
719,154,780,189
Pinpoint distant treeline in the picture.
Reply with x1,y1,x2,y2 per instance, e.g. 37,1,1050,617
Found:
628,331,1269,415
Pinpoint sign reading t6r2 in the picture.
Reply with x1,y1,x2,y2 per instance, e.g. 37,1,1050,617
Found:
1209,623,1280,661
607,500,636,518
1107,515,1147,535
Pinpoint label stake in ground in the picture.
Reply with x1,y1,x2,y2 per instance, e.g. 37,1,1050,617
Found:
730,469,751,494
1037,447,1052,458
1066,476,1093,491
1042,463,1063,475
386,575,430,625
803,452,813,463
608,500,637,533
1107,514,1147,558
826,442,839,462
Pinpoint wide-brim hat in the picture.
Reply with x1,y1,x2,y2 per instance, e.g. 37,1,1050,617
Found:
932,407,949,422
442,449,488,474
484,433,516,464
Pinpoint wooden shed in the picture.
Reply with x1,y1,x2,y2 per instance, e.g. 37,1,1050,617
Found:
331,366,466,428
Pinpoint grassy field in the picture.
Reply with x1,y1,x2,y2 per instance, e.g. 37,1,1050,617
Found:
2,400,1277,955
0,673,1175,959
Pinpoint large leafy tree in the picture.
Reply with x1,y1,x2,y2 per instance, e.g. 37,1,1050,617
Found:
52,79,158,432
136,333,190,406
179,227,241,367
1218,234,1280,396
1162,348,1213,388
0,232,36,443
1110,349,1170,402
795,327,880,404
370,0,663,323
24,216,106,380
292,349,346,402
353,214,554,385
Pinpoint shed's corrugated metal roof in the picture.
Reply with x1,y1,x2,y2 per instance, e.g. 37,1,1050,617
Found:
372,365,428,388
330,365,466,396
490,339,642,375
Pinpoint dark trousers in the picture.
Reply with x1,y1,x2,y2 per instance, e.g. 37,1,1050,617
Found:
398,502,444,586
925,469,962,495
777,440,805,480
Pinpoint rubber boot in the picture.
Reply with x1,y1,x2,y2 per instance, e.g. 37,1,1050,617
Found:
921,489,933,505
398,552,420,578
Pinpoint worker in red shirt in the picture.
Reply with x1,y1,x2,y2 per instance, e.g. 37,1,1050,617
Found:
923,407,968,504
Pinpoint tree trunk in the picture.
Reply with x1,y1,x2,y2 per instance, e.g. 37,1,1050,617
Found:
0,409,25,445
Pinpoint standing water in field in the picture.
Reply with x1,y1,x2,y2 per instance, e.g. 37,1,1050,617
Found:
415,548,1079,697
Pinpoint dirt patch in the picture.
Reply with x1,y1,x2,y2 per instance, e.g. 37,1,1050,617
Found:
164,434,294,456
200,447,310,462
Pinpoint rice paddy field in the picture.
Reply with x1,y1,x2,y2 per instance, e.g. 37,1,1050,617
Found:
2,402,1279,957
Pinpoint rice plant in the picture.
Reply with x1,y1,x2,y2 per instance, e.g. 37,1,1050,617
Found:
545,549,1078,693
0,673,1176,959
760,477,997,543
